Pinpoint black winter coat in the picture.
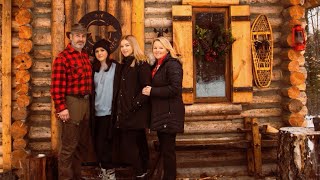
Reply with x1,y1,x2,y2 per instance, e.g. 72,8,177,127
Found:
150,54,185,133
116,56,151,129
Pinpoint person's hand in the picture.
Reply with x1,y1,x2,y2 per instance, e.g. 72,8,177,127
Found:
142,86,152,96
57,109,70,122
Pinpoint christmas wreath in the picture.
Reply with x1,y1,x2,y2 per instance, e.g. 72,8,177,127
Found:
193,25,235,62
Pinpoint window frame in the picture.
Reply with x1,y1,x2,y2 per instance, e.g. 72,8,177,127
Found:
192,7,231,103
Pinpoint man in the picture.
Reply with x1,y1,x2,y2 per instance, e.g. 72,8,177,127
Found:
50,23,93,180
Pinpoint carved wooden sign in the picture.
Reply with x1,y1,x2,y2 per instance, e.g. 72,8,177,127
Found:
79,11,122,55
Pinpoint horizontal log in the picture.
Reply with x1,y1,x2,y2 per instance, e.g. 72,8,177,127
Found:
15,8,32,25
30,103,51,111
33,32,51,45
283,71,306,86
281,0,304,6
283,113,306,127
11,149,29,169
145,0,181,2
13,0,34,8
281,86,300,99
272,68,282,81
282,98,304,113
32,61,51,72
299,66,307,79
31,77,51,86
12,20,20,32
280,32,294,48
145,32,172,43
28,126,51,139
17,94,31,108
296,83,306,91
14,53,32,70
28,141,51,151
185,103,242,116
273,57,281,67
32,17,51,29
282,5,305,20
145,17,172,28
34,0,51,4
32,90,51,98
177,148,277,167
304,0,320,8
280,48,304,61
34,49,51,59
12,107,28,120
252,95,282,104
182,0,239,6
16,70,31,84
33,6,52,14
19,25,32,39
250,5,283,15
11,120,28,140
241,108,282,118
13,138,27,150
296,91,307,105
184,120,243,134
281,60,300,72
13,47,22,57
177,163,277,177
12,35,19,47
145,7,171,15
29,115,51,123
185,115,242,121
281,19,306,32
19,39,33,53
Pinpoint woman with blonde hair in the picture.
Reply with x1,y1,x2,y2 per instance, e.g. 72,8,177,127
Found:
142,36,185,180
114,35,151,179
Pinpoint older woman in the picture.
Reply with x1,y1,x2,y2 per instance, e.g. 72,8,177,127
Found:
142,36,185,180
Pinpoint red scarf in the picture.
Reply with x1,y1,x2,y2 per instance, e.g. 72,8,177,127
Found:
152,55,167,78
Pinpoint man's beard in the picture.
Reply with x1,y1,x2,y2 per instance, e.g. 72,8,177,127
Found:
71,41,85,50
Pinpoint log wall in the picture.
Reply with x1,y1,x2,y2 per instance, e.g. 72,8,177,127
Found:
3,0,309,178
28,0,52,154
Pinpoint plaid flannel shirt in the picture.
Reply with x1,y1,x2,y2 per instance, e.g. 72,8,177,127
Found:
50,43,92,112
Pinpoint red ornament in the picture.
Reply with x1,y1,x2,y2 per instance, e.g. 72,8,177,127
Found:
292,25,306,51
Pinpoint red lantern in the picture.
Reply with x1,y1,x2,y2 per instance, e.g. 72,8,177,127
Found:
292,25,306,51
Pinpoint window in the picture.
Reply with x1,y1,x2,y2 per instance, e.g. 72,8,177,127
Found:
193,8,231,102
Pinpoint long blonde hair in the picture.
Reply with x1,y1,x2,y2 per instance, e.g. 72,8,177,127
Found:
119,35,149,67
152,37,182,64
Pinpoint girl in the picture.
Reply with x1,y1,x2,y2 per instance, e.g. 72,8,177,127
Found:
92,39,121,180
114,35,151,179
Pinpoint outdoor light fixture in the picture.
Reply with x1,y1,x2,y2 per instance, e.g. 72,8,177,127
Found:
292,25,306,51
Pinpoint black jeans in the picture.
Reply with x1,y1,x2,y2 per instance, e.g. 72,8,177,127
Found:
95,115,113,169
114,129,149,176
157,132,177,180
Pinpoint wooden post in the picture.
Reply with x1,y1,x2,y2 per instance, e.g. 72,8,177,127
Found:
244,117,254,175
51,0,65,154
132,0,144,51
74,0,85,23
120,0,132,36
87,0,98,42
251,118,262,176
278,127,320,179
2,0,12,170
64,0,73,46
107,0,119,60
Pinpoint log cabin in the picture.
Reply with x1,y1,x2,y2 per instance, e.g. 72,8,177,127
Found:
0,0,320,179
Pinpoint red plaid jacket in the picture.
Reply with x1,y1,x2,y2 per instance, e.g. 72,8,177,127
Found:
50,43,92,112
